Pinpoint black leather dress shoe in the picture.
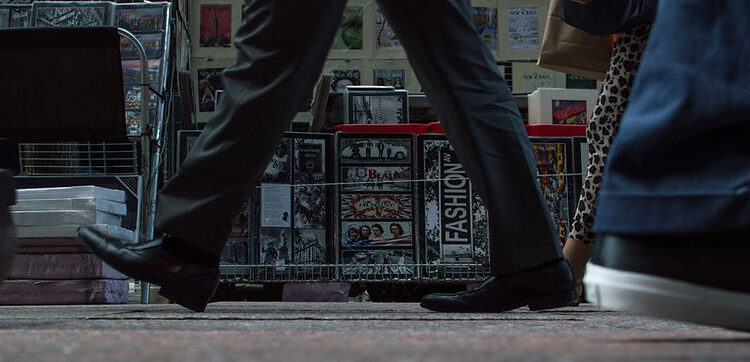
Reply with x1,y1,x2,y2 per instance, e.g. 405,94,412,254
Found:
585,233,750,331
420,259,577,312
78,226,220,312
0,169,17,281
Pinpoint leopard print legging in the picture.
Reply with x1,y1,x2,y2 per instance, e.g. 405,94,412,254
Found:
568,24,652,244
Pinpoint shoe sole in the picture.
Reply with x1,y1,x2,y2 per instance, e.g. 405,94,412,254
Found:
420,290,578,313
584,263,750,331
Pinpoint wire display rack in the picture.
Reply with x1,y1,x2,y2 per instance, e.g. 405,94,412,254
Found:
220,263,491,283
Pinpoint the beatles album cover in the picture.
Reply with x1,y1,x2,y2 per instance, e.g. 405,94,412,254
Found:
116,4,166,33
341,193,412,220
32,2,113,27
473,6,497,51
373,68,405,89
199,4,231,48
340,136,411,164
419,135,490,265
197,67,226,113
530,137,575,246
340,165,412,193
341,221,412,248
331,6,363,50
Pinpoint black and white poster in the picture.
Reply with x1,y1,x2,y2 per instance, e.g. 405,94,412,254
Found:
341,193,412,220
420,135,490,265
294,138,325,183
293,228,326,264
259,227,291,265
293,186,326,228
261,139,291,183
340,137,411,164
32,3,112,27
260,184,291,228
340,166,412,193
342,249,414,275
345,91,408,125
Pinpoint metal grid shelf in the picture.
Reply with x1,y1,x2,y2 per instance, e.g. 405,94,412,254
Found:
18,142,139,176
219,263,491,283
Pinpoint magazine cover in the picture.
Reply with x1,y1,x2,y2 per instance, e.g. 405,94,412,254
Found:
261,139,291,183
330,69,361,92
116,4,165,32
375,6,401,49
331,6,363,50
199,4,231,48
530,138,574,246
292,228,326,264
341,193,412,220
340,165,412,193
32,3,112,27
121,59,161,86
507,6,540,50
120,32,164,60
339,136,411,164
196,67,225,112
373,69,405,89
472,6,497,51
341,221,412,248
293,138,325,183
552,99,588,125
419,135,490,265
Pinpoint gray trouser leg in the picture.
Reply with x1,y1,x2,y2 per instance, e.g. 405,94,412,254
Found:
155,0,346,256
377,0,562,273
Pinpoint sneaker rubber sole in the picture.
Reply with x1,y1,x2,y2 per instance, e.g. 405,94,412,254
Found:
584,263,750,331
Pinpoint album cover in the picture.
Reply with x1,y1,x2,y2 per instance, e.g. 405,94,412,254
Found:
419,135,490,264
32,2,113,27
331,6,363,50
259,227,292,265
341,221,412,248
339,136,411,164
530,137,575,246
261,139,291,183
196,67,225,112
373,68,405,89
121,59,161,86
293,228,326,264
472,6,497,51
552,99,588,125
341,249,414,276
375,6,401,49
341,193,412,220
330,69,361,92
124,86,158,110
199,4,231,48
116,4,166,33
124,108,157,136
340,165,412,193
345,90,408,125
120,32,164,60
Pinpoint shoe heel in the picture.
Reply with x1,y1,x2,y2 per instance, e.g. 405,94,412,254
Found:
528,290,579,311
159,283,216,312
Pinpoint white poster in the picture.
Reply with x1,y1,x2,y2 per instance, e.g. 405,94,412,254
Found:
260,183,291,228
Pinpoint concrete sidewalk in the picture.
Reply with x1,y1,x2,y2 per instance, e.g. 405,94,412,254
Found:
0,303,748,361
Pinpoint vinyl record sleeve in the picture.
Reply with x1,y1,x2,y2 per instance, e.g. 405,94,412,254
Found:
530,136,575,246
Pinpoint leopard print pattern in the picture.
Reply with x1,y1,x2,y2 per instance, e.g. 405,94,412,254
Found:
568,24,652,244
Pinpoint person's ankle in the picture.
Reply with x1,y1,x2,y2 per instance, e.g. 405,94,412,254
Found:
563,237,592,279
